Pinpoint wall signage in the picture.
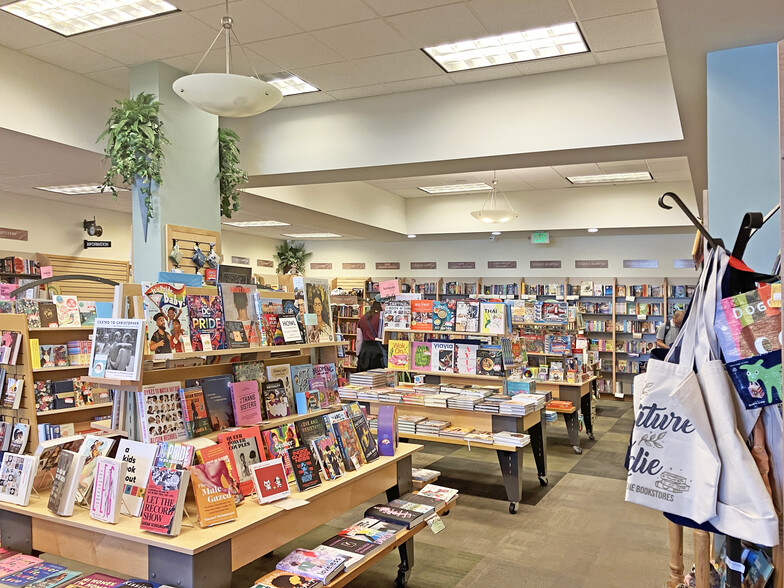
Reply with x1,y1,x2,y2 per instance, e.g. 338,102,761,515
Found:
376,262,401,270
0,227,28,241
84,240,111,248
257,259,274,268
531,232,550,244
673,258,696,269
575,260,609,269
342,262,366,270
623,259,658,269
231,256,250,265
310,262,333,270
410,261,437,270
448,261,475,270
488,261,517,269
530,260,561,269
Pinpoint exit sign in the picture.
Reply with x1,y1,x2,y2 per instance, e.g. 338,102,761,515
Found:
531,232,550,244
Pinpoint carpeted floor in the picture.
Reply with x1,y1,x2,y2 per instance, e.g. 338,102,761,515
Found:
231,399,696,587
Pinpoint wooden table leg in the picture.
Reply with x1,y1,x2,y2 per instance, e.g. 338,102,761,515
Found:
667,521,684,588
693,529,711,588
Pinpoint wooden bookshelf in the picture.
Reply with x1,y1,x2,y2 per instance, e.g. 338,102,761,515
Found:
29,326,94,333
33,365,89,373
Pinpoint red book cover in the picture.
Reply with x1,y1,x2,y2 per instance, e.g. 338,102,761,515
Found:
139,467,189,536
216,427,266,496
69,572,126,587
410,300,434,331
250,458,290,504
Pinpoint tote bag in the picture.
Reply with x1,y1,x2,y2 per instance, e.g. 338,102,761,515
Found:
693,248,779,546
625,250,720,522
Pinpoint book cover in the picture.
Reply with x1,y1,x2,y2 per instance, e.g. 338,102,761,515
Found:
52,344,67,367
310,436,342,480
66,573,125,587
716,283,781,363
296,416,328,446
38,302,58,329
139,465,190,536
454,342,478,374
262,313,284,346
32,435,84,486
250,458,290,504
383,301,410,330
88,318,144,381
338,519,399,544
138,382,188,444
290,363,313,396
288,445,321,492
276,548,345,584
14,299,40,329
345,402,378,462
190,463,238,527
224,320,250,349
230,381,262,426
455,300,480,333
185,294,226,351
47,450,84,517
0,555,44,579
7,422,29,454
197,374,235,431
480,302,505,334
39,345,55,368
217,427,266,496
261,380,290,418
112,581,175,588
253,571,322,588
74,434,115,504
303,279,334,343
539,301,568,323
0,454,38,507
262,424,299,480
312,364,339,406
179,386,212,438
431,300,455,331
266,364,295,412
141,282,193,355
278,315,304,344
410,300,434,331
321,534,379,556
219,283,261,345
233,361,267,419
115,439,158,517
2,377,23,410
327,412,364,471
476,347,503,376
195,443,242,505
430,341,454,373
726,350,782,409
410,341,432,370
24,569,82,587
89,456,127,524
77,300,97,328
0,562,67,586
52,295,80,328
387,339,411,371
364,504,423,529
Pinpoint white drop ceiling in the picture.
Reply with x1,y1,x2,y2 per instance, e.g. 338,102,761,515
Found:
0,0,783,241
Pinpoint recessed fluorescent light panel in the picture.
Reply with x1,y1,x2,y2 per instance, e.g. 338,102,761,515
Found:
1,0,178,37
423,23,588,73
282,233,343,239
418,183,492,194
567,172,653,184
35,184,129,195
222,220,290,228
259,73,319,96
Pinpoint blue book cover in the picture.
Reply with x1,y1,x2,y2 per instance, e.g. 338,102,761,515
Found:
0,562,67,586
290,364,313,395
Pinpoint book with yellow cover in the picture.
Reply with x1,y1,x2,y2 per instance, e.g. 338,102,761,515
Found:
190,462,237,528
387,340,410,371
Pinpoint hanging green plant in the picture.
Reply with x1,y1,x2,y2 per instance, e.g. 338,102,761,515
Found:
98,92,168,238
274,241,313,275
217,128,248,218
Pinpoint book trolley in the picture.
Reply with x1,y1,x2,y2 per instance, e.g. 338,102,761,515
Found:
0,284,449,588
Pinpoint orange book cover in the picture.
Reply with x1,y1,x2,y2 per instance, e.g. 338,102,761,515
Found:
410,300,434,331
190,463,238,528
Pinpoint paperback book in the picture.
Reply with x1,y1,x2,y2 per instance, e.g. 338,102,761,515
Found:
74,434,116,504
141,282,193,355
230,380,263,426
195,443,242,504
78,300,97,327
139,443,192,536
88,318,144,381
267,364,296,412
311,435,345,480
0,454,38,506
217,427,266,496
312,364,339,405
430,341,455,372
410,300,433,331
190,462,238,528
410,341,432,370
276,548,345,584
455,300,480,333
431,300,455,331
345,402,378,462
233,361,267,419
14,299,40,329
115,439,158,517
38,302,58,328
195,374,236,431
290,363,313,396
383,301,410,330
480,302,505,335
179,386,212,438
262,380,291,418
0,562,67,586
52,295,80,328
262,424,299,480
47,450,86,517
326,411,364,471
288,445,321,492
138,382,188,444
89,456,128,524
185,294,226,351
219,283,261,346
387,339,411,371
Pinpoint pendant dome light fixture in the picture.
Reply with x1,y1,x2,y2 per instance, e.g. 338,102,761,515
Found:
470,171,519,223
172,0,282,118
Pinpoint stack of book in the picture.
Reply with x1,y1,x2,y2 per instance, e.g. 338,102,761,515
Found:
464,430,494,444
547,400,574,411
531,389,553,402
337,385,363,400
493,431,531,447
349,370,391,388
440,426,474,440
498,395,539,416
417,483,459,503
446,395,481,411
356,388,381,402
414,384,441,395
512,393,547,411
377,390,403,403
545,410,558,422
423,393,452,408
473,401,500,413
416,419,451,437
401,393,425,405
398,415,425,435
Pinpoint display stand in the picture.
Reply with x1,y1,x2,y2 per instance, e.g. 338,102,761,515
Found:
535,376,597,454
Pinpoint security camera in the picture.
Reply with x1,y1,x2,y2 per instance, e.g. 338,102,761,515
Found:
83,218,103,237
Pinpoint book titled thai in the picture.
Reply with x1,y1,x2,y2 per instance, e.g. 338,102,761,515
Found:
253,571,323,588
185,294,226,351
52,295,81,328
250,458,290,504
190,463,238,528
387,339,411,371
480,302,506,334
288,445,321,492
179,386,212,438
276,548,346,584
410,300,434,331
0,562,67,586
115,439,158,517
230,380,263,426
88,318,144,381
138,382,188,444
383,300,410,330
141,282,193,355
217,427,266,496
261,380,291,418
89,456,128,524
0,454,38,506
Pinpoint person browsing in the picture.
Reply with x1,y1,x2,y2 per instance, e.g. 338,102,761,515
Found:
357,295,386,370
656,310,684,349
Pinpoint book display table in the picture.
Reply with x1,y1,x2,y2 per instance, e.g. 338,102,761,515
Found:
535,376,597,454
0,443,423,588
362,400,547,515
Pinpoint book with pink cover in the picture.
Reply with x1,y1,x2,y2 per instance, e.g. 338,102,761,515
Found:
230,380,263,426
716,283,781,363
0,554,43,577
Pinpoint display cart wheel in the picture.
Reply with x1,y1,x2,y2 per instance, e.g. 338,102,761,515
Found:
538,475,548,487
509,502,518,514
573,445,583,455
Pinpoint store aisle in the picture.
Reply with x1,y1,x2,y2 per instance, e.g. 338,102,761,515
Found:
233,400,694,588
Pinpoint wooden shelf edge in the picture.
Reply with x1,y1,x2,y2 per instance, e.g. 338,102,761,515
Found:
37,403,113,417
29,326,95,332
33,365,89,373
388,369,506,381
143,341,348,362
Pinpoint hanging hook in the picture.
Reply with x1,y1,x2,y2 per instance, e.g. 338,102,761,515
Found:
658,192,724,249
